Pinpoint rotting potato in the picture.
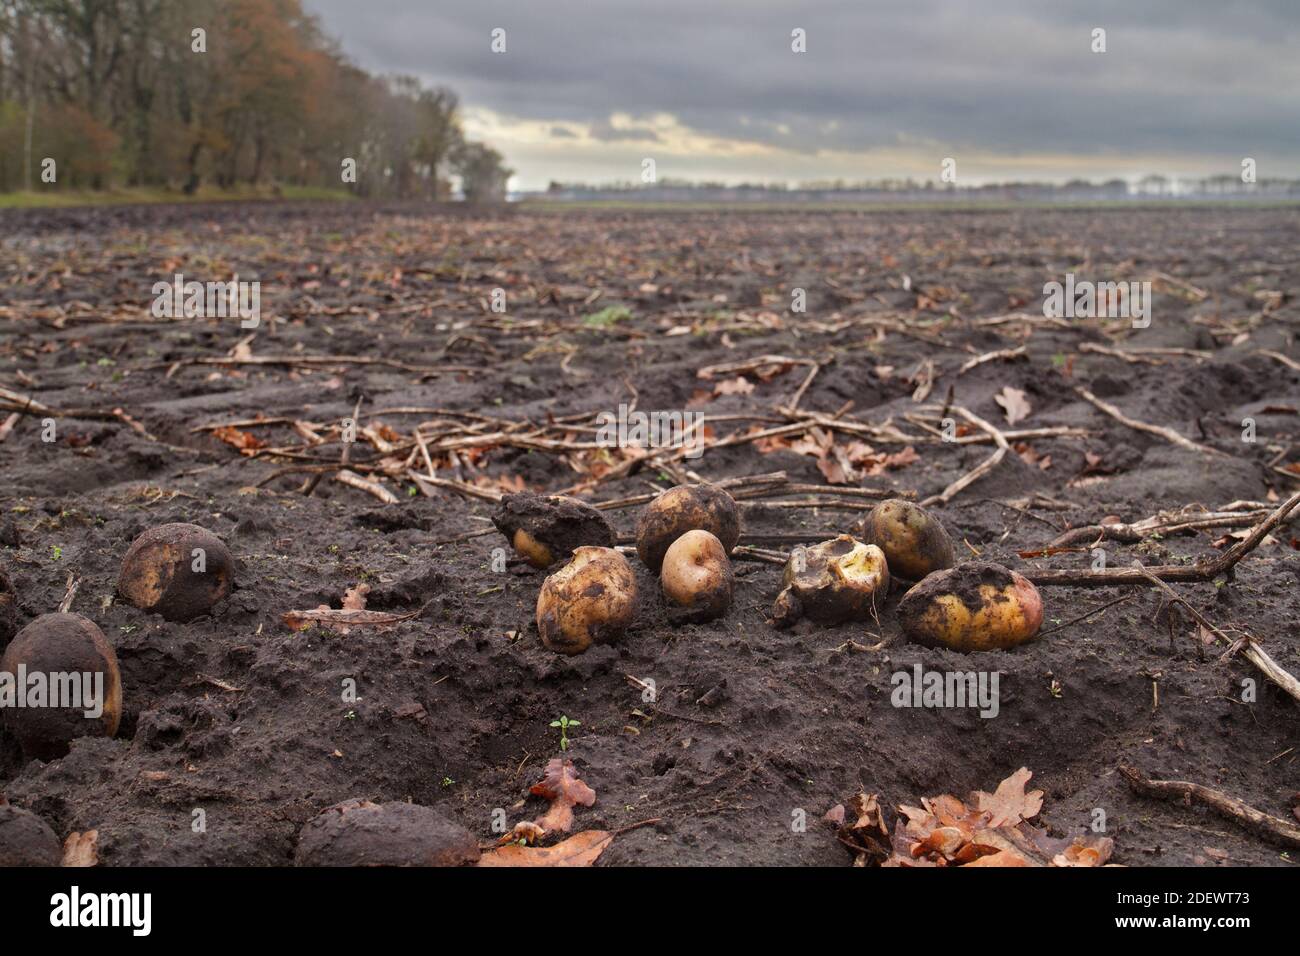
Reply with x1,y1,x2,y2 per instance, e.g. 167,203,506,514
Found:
0,567,16,651
635,483,741,572
862,499,955,581
536,546,637,655
661,529,734,621
295,799,480,867
898,561,1044,652
491,492,615,568
772,535,890,627
117,523,233,621
0,802,62,867
0,612,123,760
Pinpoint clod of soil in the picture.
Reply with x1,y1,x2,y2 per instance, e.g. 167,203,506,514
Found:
635,483,741,572
0,802,62,866
0,567,16,650
0,612,123,760
117,522,233,621
536,546,637,655
862,498,956,581
661,529,734,621
898,562,1044,652
772,535,890,627
294,799,480,867
491,492,615,568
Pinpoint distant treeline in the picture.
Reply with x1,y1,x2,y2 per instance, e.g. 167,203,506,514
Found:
0,0,511,199
541,175,1300,203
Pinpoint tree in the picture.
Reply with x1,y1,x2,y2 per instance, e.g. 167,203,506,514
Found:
454,142,512,202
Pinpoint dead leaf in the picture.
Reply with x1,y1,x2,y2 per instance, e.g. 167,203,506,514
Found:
211,425,266,454
342,584,369,611
713,376,755,397
994,386,1032,426
477,829,612,867
282,607,419,632
530,758,596,834
971,766,1043,827
62,830,99,867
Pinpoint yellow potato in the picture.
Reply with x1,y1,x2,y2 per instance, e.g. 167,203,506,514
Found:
862,499,955,581
772,535,890,627
635,484,740,572
536,547,637,655
492,493,616,568
661,529,733,621
898,562,1043,652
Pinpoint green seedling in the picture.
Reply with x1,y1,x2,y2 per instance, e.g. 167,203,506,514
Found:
550,715,580,751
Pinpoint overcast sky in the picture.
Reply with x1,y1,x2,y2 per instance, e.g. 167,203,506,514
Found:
304,0,1300,191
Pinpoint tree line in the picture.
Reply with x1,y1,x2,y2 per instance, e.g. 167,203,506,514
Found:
0,0,512,199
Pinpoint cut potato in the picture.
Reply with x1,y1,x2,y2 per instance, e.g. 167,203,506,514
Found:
898,562,1044,652
772,535,890,627
536,546,637,655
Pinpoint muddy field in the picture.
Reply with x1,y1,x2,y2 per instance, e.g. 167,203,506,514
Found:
0,201,1297,867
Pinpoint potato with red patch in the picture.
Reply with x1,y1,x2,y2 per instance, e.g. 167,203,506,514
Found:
536,547,637,655
772,535,890,627
898,562,1043,652
0,612,123,760
862,499,955,581
117,523,233,621
491,492,615,568
635,484,740,572
661,529,733,621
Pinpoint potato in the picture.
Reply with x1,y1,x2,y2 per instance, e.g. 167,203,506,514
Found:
661,529,733,621
897,561,1043,652
862,499,955,581
772,535,890,627
0,612,123,760
295,799,480,867
635,483,741,572
0,802,62,867
0,566,16,651
491,492,615,568
536,546,637,655
118,522,233,621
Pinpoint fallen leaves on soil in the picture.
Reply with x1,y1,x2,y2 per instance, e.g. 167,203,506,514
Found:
477,830,613,867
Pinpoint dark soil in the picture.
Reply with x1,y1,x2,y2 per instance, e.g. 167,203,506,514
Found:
0,201,1297,867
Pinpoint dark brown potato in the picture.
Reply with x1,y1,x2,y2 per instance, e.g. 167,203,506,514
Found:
536,546,637,655
635,483,741,572
118,523,233,621
295,799,480,867
0,612,123,761
772,535,890,627
491,492,615,568
661,529,734,621
0,802,62,866
898,562,1044,652
862,499,955,581
0,566,16,651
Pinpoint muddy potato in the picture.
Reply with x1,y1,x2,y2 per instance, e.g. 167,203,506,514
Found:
661,529,734,621
862,499,955,581
898,561,1043,652
0,567,16,651
295,799,479,867
0,613,123,760
536,546,637,655
491,492,615,568
118,523,233,621
772,535,890,627
0,802,62,867
635,483,741,572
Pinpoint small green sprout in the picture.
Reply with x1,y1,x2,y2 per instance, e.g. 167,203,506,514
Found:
550,715,580,751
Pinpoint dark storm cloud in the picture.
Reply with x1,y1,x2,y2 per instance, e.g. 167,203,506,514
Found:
304,0,1300,161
